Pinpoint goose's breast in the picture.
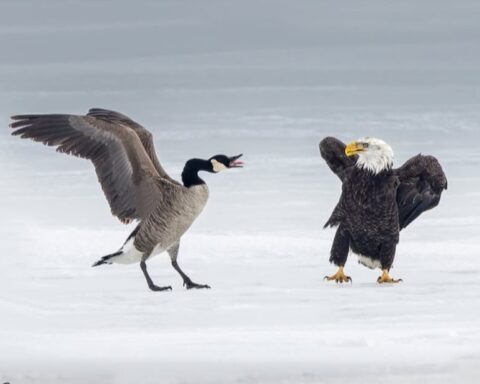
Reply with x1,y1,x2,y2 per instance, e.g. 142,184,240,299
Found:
139,184,210,253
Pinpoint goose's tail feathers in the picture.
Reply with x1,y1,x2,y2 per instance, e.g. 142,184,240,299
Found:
91,251,122,267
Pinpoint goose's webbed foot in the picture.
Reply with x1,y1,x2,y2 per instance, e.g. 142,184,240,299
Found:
148,284,173,292
171,260,211,290
183,279,211,290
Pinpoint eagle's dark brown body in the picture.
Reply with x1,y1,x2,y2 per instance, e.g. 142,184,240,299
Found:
326,167,400,270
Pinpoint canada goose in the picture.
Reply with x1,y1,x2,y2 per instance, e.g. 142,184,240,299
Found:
10,108,243,291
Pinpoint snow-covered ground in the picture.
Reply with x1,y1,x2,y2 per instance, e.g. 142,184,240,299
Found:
1,1,480,383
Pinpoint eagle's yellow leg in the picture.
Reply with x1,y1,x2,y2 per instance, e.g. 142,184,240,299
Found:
324,266,352,284
377,269,403,284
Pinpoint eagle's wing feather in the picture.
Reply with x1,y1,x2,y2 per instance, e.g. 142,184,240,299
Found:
394,154,447,229
319,137,357,181
10,112,171,223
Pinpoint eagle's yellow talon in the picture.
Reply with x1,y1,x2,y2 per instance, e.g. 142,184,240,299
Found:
325,267,352,284
377,269,402,284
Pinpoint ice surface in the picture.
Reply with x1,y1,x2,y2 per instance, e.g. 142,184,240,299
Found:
1,1,480,383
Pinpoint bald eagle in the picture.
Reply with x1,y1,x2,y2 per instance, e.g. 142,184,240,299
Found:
320,137,447,284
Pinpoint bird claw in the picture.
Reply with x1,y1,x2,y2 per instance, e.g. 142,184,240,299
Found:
377,270,403,284
377,278,403,284
324,267,352,284
324,276,352,284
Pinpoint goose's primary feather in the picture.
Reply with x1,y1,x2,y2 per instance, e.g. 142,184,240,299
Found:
11,110,173,224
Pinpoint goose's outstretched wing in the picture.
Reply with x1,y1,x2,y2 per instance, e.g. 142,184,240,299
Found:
10,112,172,223
319,137,357,181
394,154,447,229
86,108,178,185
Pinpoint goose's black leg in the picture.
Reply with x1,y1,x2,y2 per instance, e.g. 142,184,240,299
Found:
140,260,172,292
168,242,210,289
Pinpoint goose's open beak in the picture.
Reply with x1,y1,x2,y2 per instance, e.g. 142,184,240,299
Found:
228,154,244,168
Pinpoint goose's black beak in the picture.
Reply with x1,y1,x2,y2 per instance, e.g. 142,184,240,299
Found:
228,154,244,168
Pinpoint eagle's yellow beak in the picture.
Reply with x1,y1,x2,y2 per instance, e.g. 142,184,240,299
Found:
345,142,365,157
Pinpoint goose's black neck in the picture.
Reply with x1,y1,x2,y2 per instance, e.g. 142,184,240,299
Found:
182,158,211,187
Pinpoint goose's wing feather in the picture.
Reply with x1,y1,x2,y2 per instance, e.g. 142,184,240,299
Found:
10,113,173,223
86,108,179,185
319,137,357,181
394,154,447,229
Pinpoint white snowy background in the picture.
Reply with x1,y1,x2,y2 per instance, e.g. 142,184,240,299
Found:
1,1,479,383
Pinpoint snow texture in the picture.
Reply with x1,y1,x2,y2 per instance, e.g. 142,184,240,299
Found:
1,1,479,383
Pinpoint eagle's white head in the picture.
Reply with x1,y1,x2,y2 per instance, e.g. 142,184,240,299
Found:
345,137,394,174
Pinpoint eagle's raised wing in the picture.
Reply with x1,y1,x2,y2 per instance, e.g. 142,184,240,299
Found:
319,137,357,181
394,154,447,229
10,111,176,224
86,108,179,185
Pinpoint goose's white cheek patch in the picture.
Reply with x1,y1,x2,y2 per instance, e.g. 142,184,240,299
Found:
211,159,227,172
